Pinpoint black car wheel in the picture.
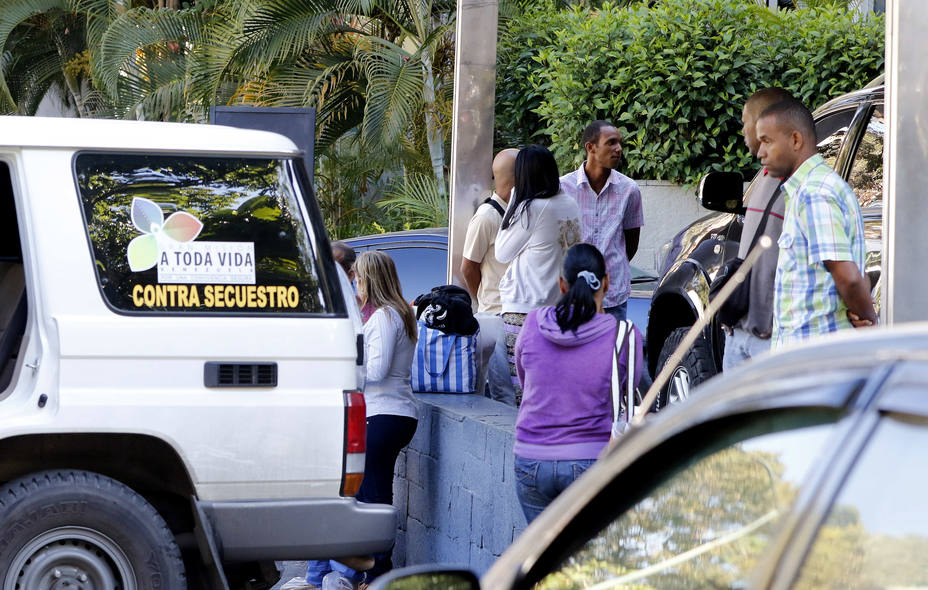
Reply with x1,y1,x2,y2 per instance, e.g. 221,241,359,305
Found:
655,326,717,407
0,470,186,590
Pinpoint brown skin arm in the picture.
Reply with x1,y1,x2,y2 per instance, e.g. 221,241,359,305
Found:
461,258,482,299
624,228,640,262
824,260,877,327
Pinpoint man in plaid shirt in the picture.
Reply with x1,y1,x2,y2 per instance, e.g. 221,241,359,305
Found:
755,98,876,348
559,120,644,321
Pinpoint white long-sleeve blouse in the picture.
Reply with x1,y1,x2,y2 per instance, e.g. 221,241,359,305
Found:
363,305,418,419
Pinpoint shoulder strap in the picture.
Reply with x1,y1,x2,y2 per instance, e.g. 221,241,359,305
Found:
483,196,505,218
748,182,784,253
625,322,636,422
611,320,633,424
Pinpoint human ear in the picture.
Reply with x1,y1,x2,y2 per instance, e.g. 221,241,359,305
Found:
558,276,568,294
791,129,804,151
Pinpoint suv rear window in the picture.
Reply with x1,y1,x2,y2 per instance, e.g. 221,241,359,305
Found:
75,154,329,315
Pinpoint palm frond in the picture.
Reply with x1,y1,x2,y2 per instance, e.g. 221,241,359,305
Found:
0,0,71,108
95,7,202,97
359,38,423,150
379,172,448,228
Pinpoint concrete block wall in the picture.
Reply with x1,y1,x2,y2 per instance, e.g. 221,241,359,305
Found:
392,393,525,575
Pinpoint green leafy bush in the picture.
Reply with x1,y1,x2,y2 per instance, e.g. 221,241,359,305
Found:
496,0,884,184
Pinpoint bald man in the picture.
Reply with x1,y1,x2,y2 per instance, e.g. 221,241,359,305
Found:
462,148,518,403
723,87,794,370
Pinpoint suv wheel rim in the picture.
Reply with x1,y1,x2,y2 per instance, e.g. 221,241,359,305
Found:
669,366,690,404
6,527,135,590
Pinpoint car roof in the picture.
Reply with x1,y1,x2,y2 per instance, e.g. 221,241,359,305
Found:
815,83,883,118
697,322,928,416
343,228,447,244
0,116,300,155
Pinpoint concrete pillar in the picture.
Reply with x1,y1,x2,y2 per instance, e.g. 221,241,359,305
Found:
883,1,928,324
447,0,498,285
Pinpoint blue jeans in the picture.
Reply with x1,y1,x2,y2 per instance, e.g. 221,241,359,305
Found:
722,327,772,371
604,301,628,323
514,456,596,524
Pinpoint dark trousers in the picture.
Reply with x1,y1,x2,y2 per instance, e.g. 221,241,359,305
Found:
357,414,418,580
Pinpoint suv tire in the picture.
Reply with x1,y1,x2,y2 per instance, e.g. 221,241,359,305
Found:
656,327,717,407
0,470,186,590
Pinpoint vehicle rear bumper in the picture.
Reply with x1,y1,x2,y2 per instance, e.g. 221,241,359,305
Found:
199,497,397,561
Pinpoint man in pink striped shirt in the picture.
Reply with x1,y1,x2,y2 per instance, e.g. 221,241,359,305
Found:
559,120,644,321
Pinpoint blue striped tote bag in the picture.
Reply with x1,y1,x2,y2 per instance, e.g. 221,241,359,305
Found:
411,321,478,393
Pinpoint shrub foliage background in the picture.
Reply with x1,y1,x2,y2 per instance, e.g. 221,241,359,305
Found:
496,0,884,184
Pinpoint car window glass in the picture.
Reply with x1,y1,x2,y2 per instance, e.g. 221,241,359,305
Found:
382,246,446,302
815,109,855,170
847,106,884,210
75,154,329,314
536,421,837,590
792,416,928,590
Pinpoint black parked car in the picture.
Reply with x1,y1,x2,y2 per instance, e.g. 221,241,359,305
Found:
647,77,885,404
372,324,928,590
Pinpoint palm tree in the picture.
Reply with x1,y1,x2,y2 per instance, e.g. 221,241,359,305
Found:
94,5,207,120
0,0,204,118
192,0,456,188
0,0,97,115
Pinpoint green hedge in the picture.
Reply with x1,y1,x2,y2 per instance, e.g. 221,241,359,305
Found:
495,0,884,184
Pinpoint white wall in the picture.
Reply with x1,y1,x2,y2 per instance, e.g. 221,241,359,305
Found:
635,180,711,275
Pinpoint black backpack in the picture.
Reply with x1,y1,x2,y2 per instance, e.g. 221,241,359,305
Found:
413,285,479,336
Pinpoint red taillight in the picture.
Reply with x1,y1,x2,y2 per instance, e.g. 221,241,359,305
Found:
341,390,366,496
345,390,366,453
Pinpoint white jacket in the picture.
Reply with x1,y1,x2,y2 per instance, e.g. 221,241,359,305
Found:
363,306,418,419
495,193,581,314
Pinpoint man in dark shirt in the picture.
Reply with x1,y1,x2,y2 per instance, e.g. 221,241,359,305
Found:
722,87,793,370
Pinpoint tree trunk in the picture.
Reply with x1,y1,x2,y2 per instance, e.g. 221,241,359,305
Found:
420,51,446,194
52,32,88,118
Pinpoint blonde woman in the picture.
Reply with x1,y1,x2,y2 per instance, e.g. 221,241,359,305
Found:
296,251,418,589
354,250,418,579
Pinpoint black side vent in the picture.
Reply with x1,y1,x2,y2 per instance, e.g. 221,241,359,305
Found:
205,362,278,388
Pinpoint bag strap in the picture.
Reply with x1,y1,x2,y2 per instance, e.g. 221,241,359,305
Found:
626,321,636,422
483,196,505,218
611,320,633,424
748,182,784,252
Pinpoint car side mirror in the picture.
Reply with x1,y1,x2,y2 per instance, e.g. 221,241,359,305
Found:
367,566,480,590
698,171,745,214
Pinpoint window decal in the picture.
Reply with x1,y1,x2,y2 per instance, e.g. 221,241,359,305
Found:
127,197,204,271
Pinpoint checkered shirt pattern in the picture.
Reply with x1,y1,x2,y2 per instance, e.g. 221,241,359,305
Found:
559,165,644,307
773,154,866,348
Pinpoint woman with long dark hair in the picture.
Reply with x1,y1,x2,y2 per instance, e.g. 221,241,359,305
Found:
512,244,635,523
495,145,581,405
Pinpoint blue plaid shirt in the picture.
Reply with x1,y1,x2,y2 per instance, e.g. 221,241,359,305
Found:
773,154,866,348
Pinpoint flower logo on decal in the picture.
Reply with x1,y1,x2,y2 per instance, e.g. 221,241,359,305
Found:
126,197,204,272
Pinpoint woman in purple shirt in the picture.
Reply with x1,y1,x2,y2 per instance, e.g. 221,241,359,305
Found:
513,243,617,523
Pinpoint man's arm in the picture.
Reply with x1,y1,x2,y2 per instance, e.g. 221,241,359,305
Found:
460,258,482,299
623,184,644,262
624,227,640,262
824,260,877,326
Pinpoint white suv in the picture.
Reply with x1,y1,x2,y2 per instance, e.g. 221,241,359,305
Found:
0,116,393,589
